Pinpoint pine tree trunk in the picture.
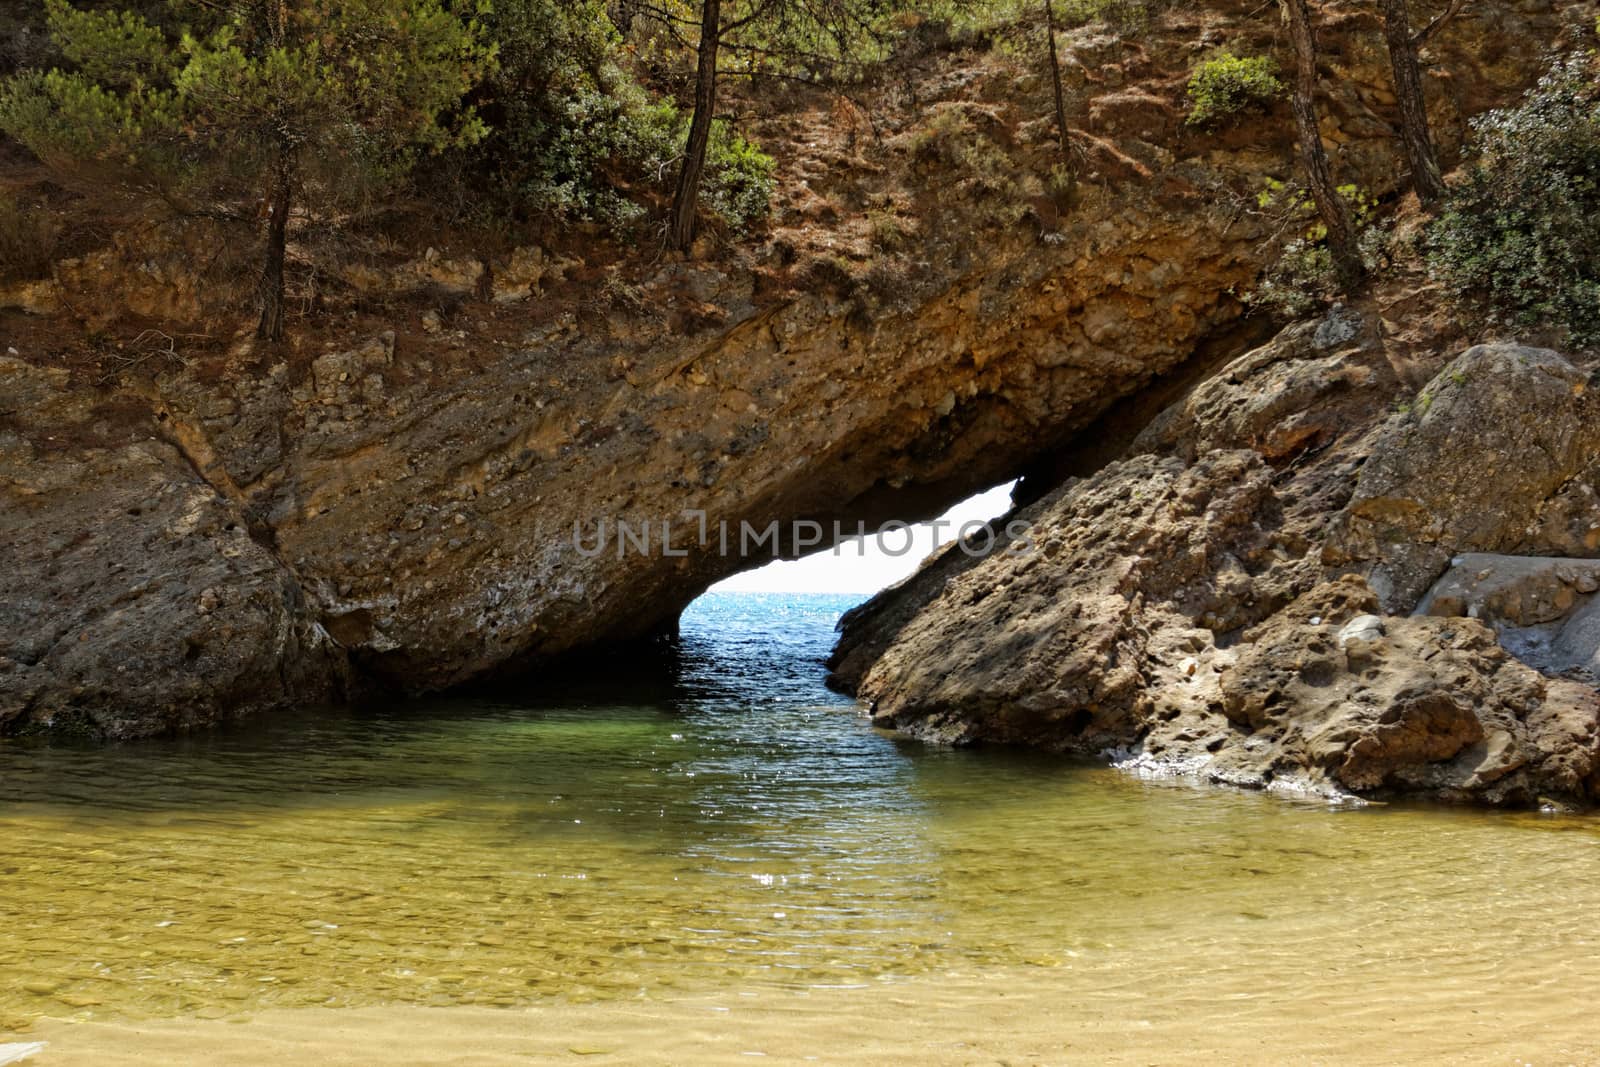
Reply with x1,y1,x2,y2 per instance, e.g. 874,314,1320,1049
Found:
1044,0,1072,170
1380,0,1447,205
670,0,722,251
256,144,291,343
1282,0,1364,292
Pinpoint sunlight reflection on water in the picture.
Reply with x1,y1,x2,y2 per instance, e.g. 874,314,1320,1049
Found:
2,592,1599,1029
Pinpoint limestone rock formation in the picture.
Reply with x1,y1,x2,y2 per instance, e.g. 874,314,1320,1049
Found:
1206,577,1600,805
834,318,1600,807
0,0,1581,750
853,449,1300,749
1326,344,1600,610
0,359,347,738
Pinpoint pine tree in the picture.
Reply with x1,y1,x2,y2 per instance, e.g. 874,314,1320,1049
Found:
1379,0,1464,206
635,0,880,250
1280,0,1364,292
1,0,493,341
1043,0,1075,198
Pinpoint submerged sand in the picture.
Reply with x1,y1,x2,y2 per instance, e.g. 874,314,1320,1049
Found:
18,959,1600,1066
8,688,1600,1065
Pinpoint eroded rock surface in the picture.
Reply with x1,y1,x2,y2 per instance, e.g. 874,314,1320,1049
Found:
834,320,1600,807
0,0,1580,743
0,360,347,738
1203,577,1600,805
854,450,1302,749
1326,344,1600,609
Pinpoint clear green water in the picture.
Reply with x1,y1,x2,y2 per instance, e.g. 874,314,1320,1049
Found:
4,592,1600,1030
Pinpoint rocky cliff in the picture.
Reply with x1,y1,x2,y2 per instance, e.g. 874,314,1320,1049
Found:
832,326,1600,807
0,0,1585,761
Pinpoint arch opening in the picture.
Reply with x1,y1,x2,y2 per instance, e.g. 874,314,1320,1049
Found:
701,480,1018,599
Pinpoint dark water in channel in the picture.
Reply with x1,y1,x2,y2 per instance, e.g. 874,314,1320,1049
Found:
4,591,1600,1031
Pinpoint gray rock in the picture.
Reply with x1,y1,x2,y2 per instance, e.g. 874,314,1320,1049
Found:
1416,553,1600,628
1312,303,1363,351
0,360,349,740
1338,614,1386,647
1552,596,1600,677
1327,344,1600,611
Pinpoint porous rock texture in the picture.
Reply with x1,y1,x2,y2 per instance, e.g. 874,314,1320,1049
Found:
0,359,348,737
834,324,1600,807
0,0,1586,750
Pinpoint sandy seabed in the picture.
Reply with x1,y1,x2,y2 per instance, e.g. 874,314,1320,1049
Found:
13,963,1598,1066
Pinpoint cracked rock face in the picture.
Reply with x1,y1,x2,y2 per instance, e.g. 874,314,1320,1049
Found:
0,0,1576,741
1325,344,1600,610
0,359,348,738
851,449,1304,750
833,322,1600,808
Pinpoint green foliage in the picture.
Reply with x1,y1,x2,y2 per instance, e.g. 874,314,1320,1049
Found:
898,0,1023,34
710,0,900,80
1248,181,1385,318
1,0,779,270
869,208,907,251
419,0,776,237
1256,178,1376,242
911,0,1158,37
907,106,977,164
448,0,669,229
44,1,167,86
702,120,777,234
1,0,492,214
904,104,1027,225
0,66,181,180
494,83,676,230
1425,54,1600,348
1185,52,1283,127
1056,0,1162,33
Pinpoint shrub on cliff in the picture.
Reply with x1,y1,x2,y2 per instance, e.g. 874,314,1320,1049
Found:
1248,180,1383,318
0,0,492,340
456,83,774,238
428,0,675,233
1426,54,1600,348
701,120,777,235
1184,53,1284,127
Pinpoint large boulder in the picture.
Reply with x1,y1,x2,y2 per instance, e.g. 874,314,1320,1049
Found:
1133,305,1396,463
834,327,1600,807
1327,344,1600,610
0,359,348,738
854,449,1307,749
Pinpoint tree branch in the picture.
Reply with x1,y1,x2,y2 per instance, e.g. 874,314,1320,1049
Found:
1411,0,1465,48
720,0,784,38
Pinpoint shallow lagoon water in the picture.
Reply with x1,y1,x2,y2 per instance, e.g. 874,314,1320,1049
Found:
5,592,1600,1061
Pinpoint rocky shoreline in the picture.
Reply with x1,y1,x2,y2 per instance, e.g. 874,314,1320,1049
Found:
5,0,1597,808
830,331,1600,808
